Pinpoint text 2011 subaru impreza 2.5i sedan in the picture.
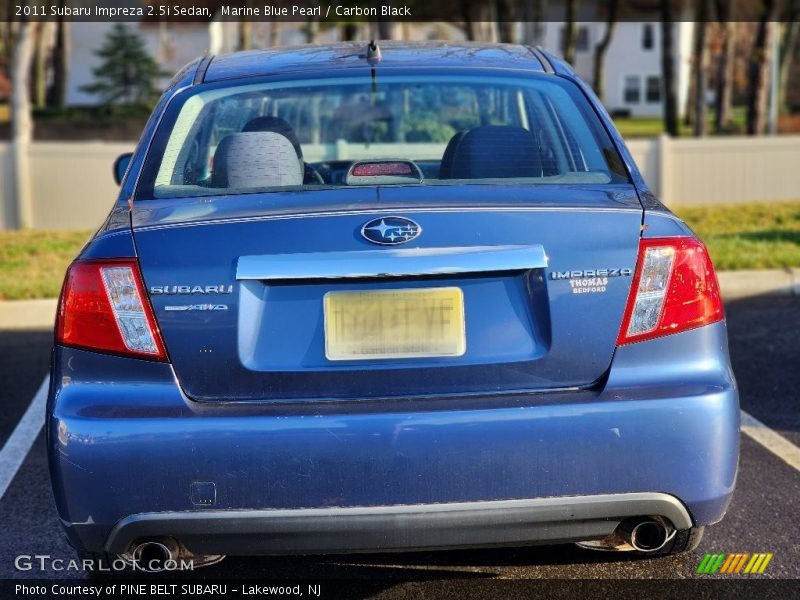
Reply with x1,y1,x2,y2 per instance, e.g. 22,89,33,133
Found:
48,42,738,572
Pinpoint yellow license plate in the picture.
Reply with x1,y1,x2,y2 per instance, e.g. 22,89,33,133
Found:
324,287,466,361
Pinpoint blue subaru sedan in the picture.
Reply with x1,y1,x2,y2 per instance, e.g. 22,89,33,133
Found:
48,42,738,572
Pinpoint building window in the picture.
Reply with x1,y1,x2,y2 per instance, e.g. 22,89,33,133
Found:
559,26,590,54
642,24,655,50
646,76,661,103
624,76,641,104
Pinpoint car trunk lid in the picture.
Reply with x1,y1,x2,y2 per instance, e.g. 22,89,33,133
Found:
132,185,642,402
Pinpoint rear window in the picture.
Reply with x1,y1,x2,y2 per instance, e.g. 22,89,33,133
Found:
138,73,629,200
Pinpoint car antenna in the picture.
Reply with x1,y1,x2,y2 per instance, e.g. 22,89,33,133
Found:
366,40,382,64
366,40,381,105
364,40,382,146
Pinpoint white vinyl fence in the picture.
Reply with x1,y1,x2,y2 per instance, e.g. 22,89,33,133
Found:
627,135,800,207
0,142,133,231
1,136,799,230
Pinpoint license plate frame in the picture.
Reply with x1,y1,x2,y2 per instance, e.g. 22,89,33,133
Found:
323,287,466,361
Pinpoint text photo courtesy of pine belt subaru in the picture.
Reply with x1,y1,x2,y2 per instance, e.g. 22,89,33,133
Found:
48,41,738,572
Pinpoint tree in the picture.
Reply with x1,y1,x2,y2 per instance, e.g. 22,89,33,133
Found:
593,0,618,102
11,21,37,229
563,0,579,64
268,22,281,47
691,0,710,136
713,0,736,133
660,2,679,137
79,24,166,108
495,0,519,43
460,0,478,41
746,0,779,135
49,8,69,108
778,0,799,112
238,21,252,51
521,0,547,45
33,21,52,109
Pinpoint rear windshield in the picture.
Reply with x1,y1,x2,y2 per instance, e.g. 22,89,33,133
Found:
138,73,629,200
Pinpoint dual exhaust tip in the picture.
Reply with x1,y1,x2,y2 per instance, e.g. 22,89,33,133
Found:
130,519,672,570
619,518,672,552
127,538,225,572
131,539,177,573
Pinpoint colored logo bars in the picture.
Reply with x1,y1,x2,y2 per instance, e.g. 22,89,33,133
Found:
697,552,774,574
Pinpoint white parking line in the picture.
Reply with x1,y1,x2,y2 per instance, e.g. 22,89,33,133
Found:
741,410,800,473
0,376,48,500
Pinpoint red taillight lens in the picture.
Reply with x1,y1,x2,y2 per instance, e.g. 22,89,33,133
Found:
617,237,723,345
55,259,167,361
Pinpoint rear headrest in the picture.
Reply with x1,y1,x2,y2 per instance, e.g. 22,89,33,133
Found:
449,125,543,180
439,131,465,179
243,116,303,163
213,132,303,189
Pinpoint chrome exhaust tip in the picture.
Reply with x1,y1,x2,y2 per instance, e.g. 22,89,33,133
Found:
124,538,225,572
620,518,671,552
131,540,175,572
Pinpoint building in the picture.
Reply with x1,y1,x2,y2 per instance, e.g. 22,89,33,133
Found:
539,20,695,118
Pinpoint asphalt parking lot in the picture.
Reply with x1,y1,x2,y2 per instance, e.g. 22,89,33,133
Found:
0,295,798,593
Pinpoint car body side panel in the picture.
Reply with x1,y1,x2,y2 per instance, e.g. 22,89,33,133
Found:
78,230,137,260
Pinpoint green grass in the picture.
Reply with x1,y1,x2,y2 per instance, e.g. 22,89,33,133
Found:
0,229,91,300
0,202,797,300
673,202,800,271
614,107,747,138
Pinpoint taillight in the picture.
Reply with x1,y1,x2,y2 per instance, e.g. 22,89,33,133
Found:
617,237,723,345
55,259,167,361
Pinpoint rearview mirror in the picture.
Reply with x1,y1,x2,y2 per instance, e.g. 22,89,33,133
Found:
113,153,133,186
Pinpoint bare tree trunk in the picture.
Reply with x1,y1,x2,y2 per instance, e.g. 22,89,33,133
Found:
778,1,799,112
340,23,358,42
593,0,618,101
714,17,736,132
496,0,518,43
461,1,477,41
692,0,710,136
661,5,679,137
747,0,779,135
377,22,402,41
33,21,51,109
11,21,38,229
305,21,319,44
238,21,251,51
522,0,547,45
480,4,499,43
1,15,18,69
563,0,578,64
268,21,282,47
49,11,68,108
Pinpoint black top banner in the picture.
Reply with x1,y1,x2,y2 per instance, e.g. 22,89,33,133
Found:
5,0,797,23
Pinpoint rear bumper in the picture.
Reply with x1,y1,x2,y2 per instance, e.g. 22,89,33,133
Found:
105,494,692,555
48,322,739,555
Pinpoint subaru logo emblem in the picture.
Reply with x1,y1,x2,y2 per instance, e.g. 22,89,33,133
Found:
360,216,422,245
